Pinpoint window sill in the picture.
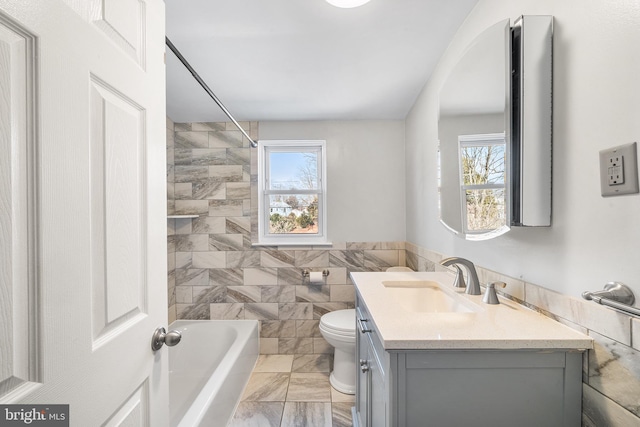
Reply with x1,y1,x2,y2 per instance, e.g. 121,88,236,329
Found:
251,241,333,248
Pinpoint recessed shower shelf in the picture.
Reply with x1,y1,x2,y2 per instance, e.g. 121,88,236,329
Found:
167,215,199,219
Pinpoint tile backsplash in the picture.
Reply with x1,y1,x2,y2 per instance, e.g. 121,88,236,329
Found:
166,119,639,425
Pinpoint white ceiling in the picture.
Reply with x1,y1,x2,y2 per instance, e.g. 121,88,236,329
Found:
165,0,479,123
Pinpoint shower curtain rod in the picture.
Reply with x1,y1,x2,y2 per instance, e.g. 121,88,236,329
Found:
165,37,258,148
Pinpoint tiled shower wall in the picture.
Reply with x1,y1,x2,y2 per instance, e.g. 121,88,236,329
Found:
405,243,640,426
166,119,406,355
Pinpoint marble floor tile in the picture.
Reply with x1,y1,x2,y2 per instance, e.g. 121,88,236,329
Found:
280,402,332,427
331,402,354,427
286,373,331,402
229,402,284,427
254,355,294,373
241,372,290,402
331,387,355,403
292,354,332,373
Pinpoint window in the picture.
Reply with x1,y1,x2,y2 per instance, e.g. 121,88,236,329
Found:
257,140,328,245
458,133,507,236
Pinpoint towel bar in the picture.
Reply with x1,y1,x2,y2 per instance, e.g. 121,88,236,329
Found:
582,282,640,317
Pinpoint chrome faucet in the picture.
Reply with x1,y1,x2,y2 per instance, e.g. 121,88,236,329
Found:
440,257,481,295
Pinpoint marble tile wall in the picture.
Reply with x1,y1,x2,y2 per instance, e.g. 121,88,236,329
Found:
166,120,406,354
405,242,640,427
167,117,177,323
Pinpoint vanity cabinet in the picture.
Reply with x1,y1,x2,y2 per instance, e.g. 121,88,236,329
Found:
354,294,584,427
356,306,388,427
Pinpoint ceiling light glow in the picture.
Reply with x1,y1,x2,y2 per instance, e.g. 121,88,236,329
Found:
325,0,372,8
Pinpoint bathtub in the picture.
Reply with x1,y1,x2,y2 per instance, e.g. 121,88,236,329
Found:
168,320,259,427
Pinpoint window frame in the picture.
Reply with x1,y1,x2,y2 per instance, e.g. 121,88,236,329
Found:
257,140,328,246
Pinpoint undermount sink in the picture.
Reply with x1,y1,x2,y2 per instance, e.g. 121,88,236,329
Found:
381,280,481,313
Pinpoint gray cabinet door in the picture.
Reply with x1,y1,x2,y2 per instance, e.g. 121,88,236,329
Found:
356,331,369,427
397,351,582,427
370,353,386,427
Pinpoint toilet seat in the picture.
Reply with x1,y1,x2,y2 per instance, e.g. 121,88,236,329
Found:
320,309,355,336
319,324,355,339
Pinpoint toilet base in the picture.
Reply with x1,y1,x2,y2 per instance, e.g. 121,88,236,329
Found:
330,346,356,395
330,371,356,395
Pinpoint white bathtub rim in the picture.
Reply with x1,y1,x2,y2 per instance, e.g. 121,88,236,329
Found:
170,320,259,427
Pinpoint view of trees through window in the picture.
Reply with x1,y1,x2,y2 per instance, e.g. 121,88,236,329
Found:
268,151,319,235
460,139,506,232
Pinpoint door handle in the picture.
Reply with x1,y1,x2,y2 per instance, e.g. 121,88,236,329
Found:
151,326,182,351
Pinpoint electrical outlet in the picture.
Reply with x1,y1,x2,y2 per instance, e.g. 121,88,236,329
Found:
607,154,624,185
599,142,639,197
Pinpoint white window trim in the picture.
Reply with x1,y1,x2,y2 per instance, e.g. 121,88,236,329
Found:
256,140,329,246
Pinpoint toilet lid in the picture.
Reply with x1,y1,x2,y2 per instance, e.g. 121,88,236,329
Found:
320,309,355,333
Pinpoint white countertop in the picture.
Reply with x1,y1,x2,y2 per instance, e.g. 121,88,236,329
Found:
351,271,593,350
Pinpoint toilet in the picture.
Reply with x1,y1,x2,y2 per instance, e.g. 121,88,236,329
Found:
319,308,356,394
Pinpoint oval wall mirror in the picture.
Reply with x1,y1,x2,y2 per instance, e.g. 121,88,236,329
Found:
438,16,553,240
438,19,511,240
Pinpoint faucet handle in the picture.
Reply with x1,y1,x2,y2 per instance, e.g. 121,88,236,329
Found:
451,265,466,289
482,281,506,304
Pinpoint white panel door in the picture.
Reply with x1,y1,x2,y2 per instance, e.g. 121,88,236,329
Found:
0,0,168,425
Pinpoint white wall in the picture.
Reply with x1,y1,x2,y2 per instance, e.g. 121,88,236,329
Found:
406,0,640,298
260,120,406,243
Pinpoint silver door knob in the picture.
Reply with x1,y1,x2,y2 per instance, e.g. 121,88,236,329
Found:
151,326,182,351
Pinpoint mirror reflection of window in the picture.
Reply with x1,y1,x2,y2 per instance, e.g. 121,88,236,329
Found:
458,133,506,234
437,18,510,240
